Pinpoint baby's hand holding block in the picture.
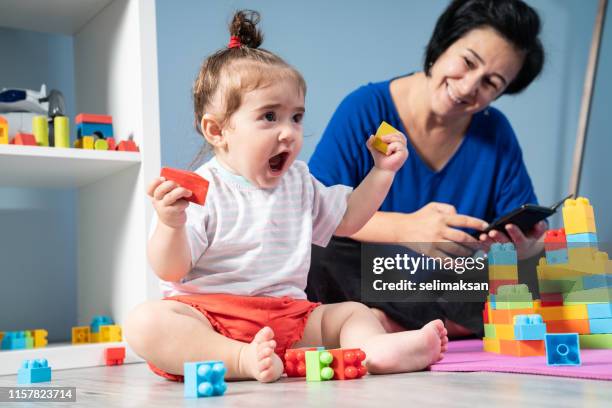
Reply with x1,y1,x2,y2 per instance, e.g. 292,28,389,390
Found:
160,167,210,206
373,121,401,154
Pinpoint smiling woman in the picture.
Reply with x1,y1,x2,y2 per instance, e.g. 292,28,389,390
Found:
307,0,546,337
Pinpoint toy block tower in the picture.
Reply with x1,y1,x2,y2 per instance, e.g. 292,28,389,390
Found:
75,113,113,150
487,243,519,294
536,197,612,349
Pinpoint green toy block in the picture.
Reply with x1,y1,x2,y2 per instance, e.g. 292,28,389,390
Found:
579,334,612,349
563,287,612,305
538,277,583,294
495,301,534,310
484,324,496,339
497,284,529,296
305,350,334,381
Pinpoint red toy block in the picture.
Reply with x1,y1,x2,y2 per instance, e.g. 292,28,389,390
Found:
104,347,126,366
160,167,210,206
489,279,519,294
328,348,367,380
544,228,567,251
106,137,116,151
116,139,139,152
483,307,489,324
76,113,113,125
284,347,316,377
11,133,37,146
540,292,564,307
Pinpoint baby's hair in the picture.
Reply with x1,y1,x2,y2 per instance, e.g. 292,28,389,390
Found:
192,10,306,136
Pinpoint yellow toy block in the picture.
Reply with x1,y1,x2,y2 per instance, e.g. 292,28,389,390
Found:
83,136,95,150
483,337,501,353
74,138,83,148
99,325,122,342
568,248,607,274
373,121,400,154
562,197,596,234
563,287,612,305
94,139,109,150
493,324,515,340
28,329,48,348
534,304,588,321
54,116,70,148
72,326,91,344
489,264,518,280
32,115,49,146
0,116,8,144
536,257,594,279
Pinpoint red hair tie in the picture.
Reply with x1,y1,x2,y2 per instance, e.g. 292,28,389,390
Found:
228,36,242,49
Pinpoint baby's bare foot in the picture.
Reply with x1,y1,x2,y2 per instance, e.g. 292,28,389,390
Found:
361,319,448,374
238,327,283,382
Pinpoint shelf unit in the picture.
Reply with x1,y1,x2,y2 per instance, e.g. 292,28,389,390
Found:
0,0,161,374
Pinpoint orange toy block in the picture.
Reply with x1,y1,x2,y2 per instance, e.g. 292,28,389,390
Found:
546,319,591,334
490,307,535,324
116,139,139,152
75,113,113,124
160,167,210,206
328,348,368,380
104,347,126,366
11,133,37,146
499,339,545,356
489,279,519,294
284,347,316,377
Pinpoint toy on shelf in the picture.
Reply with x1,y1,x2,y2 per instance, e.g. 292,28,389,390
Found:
545,333,581,366
115,134,139,152
305,348,367,381
32,115,49,147
74,113,117,151
10,132,37,146
53,116,70,148
372,121,399,155
184,361,227,398
72,315,122,344
17,359,52,384
160,167,210,206
1,329,47,350
0,115,8,144
104,347,126,366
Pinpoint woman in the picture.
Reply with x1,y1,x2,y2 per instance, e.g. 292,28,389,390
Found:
307,0,547,336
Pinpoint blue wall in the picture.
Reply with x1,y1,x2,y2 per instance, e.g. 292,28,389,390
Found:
0,28,77,341
155,0,609,229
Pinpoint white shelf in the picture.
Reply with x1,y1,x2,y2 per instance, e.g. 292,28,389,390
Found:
0,342,142,376
0,144,140,188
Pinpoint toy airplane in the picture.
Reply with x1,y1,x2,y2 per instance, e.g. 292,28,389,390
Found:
0,84,49,114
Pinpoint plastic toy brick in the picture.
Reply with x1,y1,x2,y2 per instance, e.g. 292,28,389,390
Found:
75,113,113,125
545,319,590,334
495,301,534,310
11,132,37,146
305,350,335,381
499,339,545,356
568,248,607,274
372,121,400,154
538,277,583,294
545,333,581,366
488,264,518,281
540,292,563,307
17,359,52,384
497,284,530,297
566,232,598,247
24,331,34,349
488,295,496,310
184,361,227,398
492,324,515,340
562,197,596,235
72,326,91,344
32,115,49,146
487,243,518,265
489,279,519,295
483,337,501,353
544,228,567,251
284,347,316,377
536,257,593,280
513,314,546,340
583,274,612,290
483,306,490,324
484,324,496,339
90,316,114,333
0,332,3,344
545,249,568,265
587,303,612,319
589,318,612,334
0,115,8,144
82,136,95,149
53,116,70,148
106,137,116,150
76,122,113,139
535,304,588,321
98,325,122,342
105,347,126,366
563,287,612,305
74,138,82,148
28,329,47,348
491,307,535,324
116,139,139,152
1,331,26,350
328,348,367,380
579,333,612,349
94,139,109,150
160,167,210,206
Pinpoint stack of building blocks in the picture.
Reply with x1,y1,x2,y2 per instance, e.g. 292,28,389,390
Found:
487,243,519,294
304,348,367,381
1,329,47,350
184,361,227,398
75,113,113,147
72,315,122,344
17,359,52,384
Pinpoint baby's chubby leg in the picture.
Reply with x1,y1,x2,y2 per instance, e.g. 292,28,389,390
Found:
125,300,283,382
295,302,448,374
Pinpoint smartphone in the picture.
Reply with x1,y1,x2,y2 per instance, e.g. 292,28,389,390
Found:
473,194,573,237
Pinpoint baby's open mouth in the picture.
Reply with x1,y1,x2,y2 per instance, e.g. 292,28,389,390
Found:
269,152,289,173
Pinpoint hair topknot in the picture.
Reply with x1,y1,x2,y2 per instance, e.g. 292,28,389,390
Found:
229,10,263,48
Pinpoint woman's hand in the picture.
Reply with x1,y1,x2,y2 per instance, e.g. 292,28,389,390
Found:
478,221,546,260
397,202,489,258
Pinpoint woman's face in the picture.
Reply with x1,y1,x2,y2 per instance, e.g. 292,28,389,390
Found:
427,27,525,119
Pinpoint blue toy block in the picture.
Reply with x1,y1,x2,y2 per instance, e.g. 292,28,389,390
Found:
589,318,612,334
566,232,598,248
17,359,52,384
588,303,612,319
184,361,227,398
545,248,568,265
545,333,581,366
1,331,27,350
90,316,114,333
490,295,497,310
583,274,612,290
513,314,547,340
76,122,113,139
487,243,518,265
316,346,326,350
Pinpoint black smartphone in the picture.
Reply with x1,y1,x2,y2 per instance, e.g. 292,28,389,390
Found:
473,194,573,238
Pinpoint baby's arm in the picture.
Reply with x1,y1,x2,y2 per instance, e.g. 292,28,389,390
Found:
335,133,408,237
147,177,194,282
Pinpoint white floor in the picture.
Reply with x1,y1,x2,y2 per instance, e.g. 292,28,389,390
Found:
1,362,611,407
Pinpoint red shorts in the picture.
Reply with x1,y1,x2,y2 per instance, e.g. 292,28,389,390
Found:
147,293,320,381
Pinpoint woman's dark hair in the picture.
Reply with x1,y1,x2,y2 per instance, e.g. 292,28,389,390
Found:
424,0,544,95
